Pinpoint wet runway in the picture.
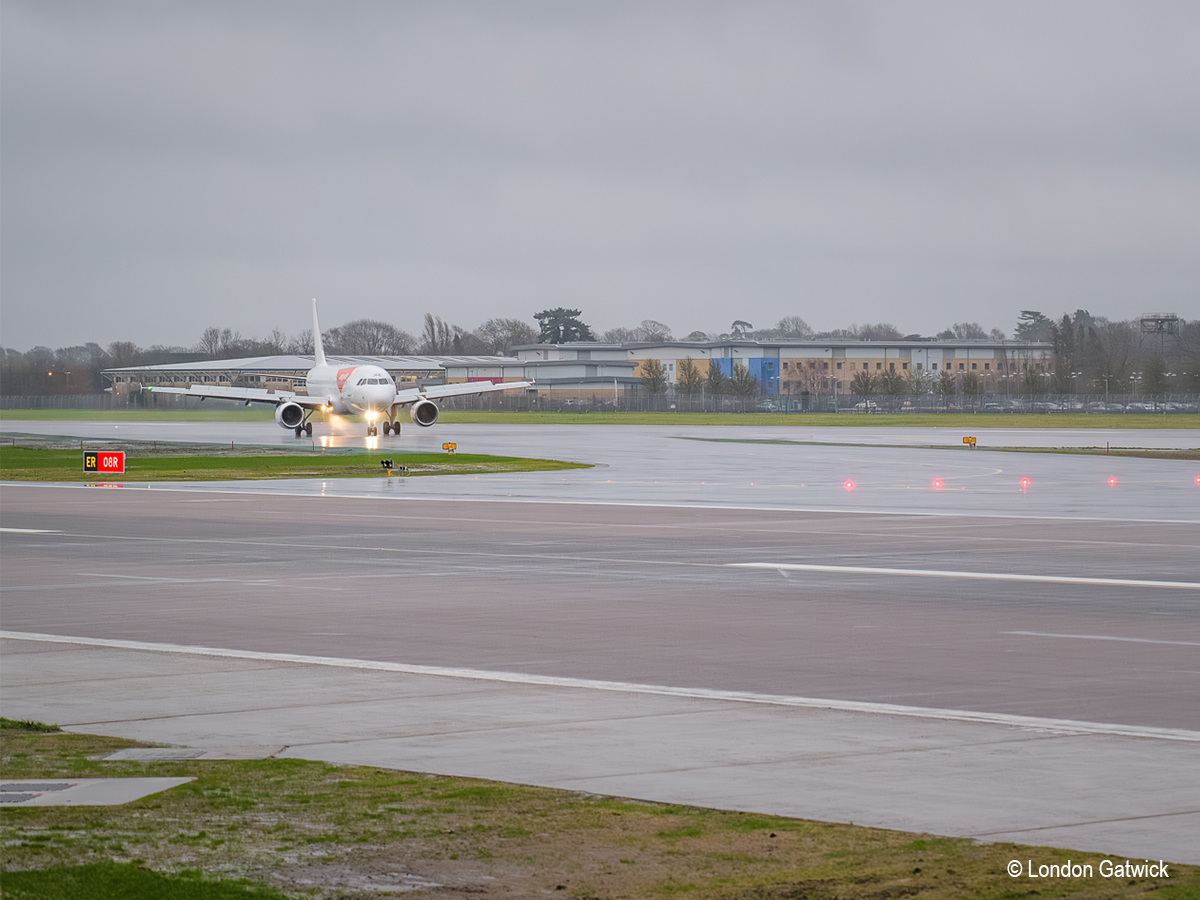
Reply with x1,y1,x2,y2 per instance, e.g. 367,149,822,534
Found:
2,479,1198,729
4,420,1200,521
3,419,1199,859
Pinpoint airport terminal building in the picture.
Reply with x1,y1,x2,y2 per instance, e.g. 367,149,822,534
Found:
102,339,1054,403
509,338,1055,397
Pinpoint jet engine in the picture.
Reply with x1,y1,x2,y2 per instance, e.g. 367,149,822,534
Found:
410,399,439,427
275,401,305,429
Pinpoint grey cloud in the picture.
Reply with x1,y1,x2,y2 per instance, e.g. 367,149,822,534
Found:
2,0,1198,348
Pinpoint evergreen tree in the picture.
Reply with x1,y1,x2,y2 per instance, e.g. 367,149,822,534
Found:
706,359,728,394
640,358,668,394
534,308,595,343
676,357,703,394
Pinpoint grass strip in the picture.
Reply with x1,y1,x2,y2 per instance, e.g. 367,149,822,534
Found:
435,410,1200,428
4,408,1199,427
0,862,292,900
674,435,1200,460
0,409,276,422
0,446,588,482
2,729,1197,900
0,718,62,733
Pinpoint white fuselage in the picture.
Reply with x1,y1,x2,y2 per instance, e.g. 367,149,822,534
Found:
305,363,396,417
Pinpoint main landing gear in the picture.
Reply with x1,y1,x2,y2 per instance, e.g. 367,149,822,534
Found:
293,423,313,437
367,422,401,437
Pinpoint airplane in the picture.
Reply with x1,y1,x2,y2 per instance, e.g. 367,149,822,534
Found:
148,300,532,436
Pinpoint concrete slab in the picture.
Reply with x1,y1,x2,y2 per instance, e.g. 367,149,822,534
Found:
5,638,1198,864
0,777,194,806
100,746,282,761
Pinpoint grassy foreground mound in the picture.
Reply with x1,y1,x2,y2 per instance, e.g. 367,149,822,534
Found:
2,726,1195,900
0,446,587,482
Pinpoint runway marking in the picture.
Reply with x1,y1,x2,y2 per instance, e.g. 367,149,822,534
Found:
79,573,278,586
2,630,1197,743
1004,631,1200,647
4,481,1199,525
728,562,1200,590
0,527,62,534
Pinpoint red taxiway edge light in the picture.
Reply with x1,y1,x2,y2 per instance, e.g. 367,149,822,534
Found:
933,478,943,489
844,480,855,491
1108,477,1117,486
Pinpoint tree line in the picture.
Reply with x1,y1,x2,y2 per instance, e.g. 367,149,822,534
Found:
3,306,1195,396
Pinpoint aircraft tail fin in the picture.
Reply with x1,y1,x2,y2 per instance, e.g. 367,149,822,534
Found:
312,298,327,367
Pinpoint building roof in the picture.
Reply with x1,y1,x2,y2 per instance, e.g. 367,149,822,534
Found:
103,354,517,375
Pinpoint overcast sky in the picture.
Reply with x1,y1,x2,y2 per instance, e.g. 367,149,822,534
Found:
3,1,1198,349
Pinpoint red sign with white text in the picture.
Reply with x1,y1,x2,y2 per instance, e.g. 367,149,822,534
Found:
84,451,125,473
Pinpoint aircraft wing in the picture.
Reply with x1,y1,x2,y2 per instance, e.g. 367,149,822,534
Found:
393,380,533,405
146,385,324,407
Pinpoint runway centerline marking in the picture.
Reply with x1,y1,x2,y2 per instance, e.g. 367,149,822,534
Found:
2,630,1197,743
728,563,1200,591
1004,631,1200,647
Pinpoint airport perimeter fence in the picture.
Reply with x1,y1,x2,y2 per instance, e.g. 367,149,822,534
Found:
437,391,1200,415
0,393,253,411
5,392,1199,415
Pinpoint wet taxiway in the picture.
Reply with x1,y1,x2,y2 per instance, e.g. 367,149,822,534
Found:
2,419,1198,861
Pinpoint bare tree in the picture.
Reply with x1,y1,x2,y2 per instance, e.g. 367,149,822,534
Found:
420,314,456,354
852,323,903,341
601,326,638,344
634,320,673,342
326,319,415,355
775,316,814,340
475,318,537,355
937,322,988,340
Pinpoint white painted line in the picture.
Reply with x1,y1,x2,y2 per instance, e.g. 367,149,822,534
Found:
4,480,1200,525
2,630,1197,743
728,562,1200,591
0,527,62,534
1004,631,1200,647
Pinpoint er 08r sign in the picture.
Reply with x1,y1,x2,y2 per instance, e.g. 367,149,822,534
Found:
84,451,125,473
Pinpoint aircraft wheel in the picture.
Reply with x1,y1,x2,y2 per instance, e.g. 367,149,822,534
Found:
382,422,391,436
304,423,313,436
294,426,303,437
392,422,401,434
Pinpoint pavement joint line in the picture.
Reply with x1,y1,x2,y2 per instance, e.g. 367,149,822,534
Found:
5,480,1200,525
970,808,1200,837
729,562,1200,590
1003,631,1200,647
5,631,1199,743
540,734,1091,783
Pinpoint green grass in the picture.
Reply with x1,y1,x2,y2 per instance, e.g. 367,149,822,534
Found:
675,435,1200,460
0,718,62,733
0,862,293,900
0,409,275,422
0,446,588,482
3,729,1197,900
5,408,1197,427
436,409,1199,428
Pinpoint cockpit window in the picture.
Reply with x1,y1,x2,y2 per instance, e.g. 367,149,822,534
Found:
357,378,366,385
